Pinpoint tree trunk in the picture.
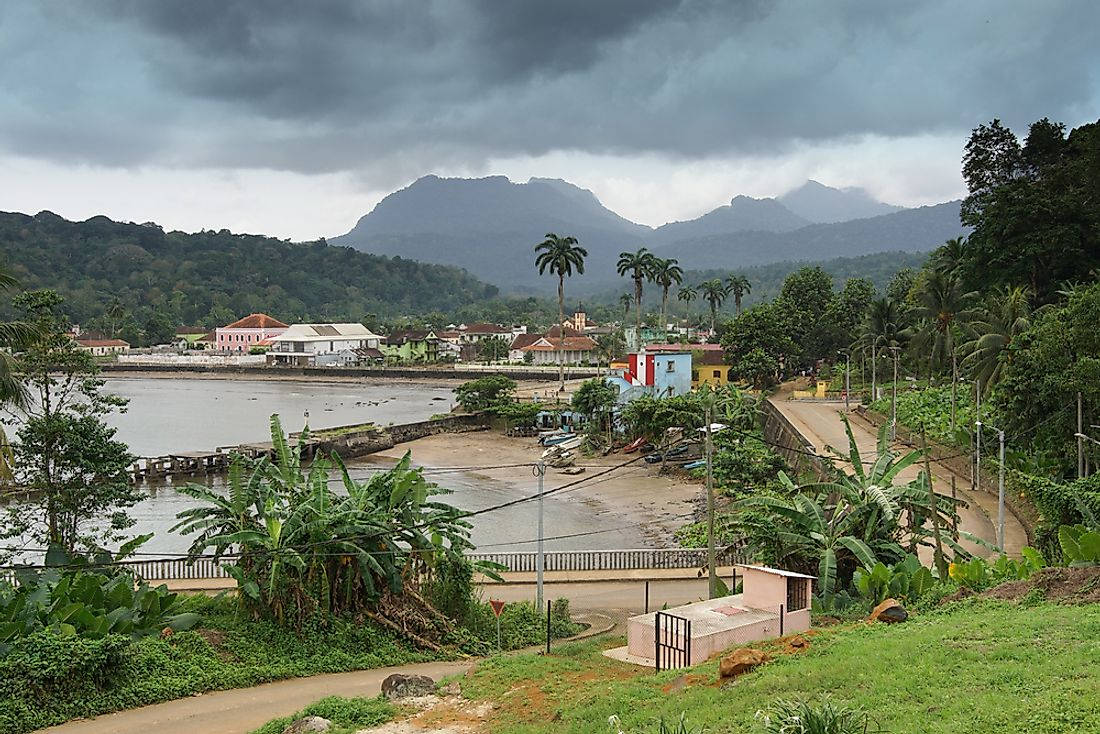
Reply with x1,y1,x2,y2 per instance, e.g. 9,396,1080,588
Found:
950,351,958,435
660,288,669,342
635,278,643,349
735,293,742,315
557,275,565,391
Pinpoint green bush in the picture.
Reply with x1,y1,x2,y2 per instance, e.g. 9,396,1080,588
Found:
0,567,198,652
249,696,396,734
756,697,875,734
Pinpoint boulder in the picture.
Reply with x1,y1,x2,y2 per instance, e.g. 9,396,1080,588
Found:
869,598,908,624
718,648,769,678
788,635,808,649
282,716,331,734
381,673,436,699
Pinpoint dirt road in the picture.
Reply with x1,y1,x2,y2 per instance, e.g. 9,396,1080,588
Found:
770,398,1027,557
37,660,475,734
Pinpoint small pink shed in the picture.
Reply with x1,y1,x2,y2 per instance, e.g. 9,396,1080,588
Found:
625,564,814,666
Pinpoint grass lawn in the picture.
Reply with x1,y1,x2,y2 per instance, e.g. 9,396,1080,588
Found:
460,599,1100,733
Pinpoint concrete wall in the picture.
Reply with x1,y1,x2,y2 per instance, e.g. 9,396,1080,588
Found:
310,412,491,459
761,399,829,479
102,363,599,381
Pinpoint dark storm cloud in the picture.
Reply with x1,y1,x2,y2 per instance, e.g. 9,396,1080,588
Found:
1,0,1097,184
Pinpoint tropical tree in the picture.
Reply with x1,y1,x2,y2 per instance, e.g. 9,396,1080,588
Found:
618,292,633,319
698,279,730,334
616,248,657,346
855,296,907,401
932,236,969,278
725,274,752,316
908,270,980,431
961,285,1032,392
174,416,478,641
535,233,588,391
0,266,38,484
651,257,683,340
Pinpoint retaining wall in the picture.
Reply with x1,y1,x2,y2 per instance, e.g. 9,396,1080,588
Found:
760,400,829,479
102,363,598,381
311,412,491,459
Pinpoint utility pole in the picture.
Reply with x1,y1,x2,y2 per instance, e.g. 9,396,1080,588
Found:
1078,392,1084,479
705,404,717,598
838,350,851,411
976,420,1006,550
889,346,900,441
536,461,545,609
974,380,981,493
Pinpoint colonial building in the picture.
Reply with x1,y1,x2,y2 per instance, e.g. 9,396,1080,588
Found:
75,338,130,357
267,323,383,366
215,313,288,353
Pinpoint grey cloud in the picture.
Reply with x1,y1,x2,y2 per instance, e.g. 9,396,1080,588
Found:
0,0,1097,186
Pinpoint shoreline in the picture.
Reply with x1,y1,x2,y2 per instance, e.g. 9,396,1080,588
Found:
368,432,702,548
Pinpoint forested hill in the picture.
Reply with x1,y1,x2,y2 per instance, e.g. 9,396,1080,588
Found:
0,210,499,338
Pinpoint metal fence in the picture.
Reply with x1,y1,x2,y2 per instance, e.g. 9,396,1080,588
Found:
0,547,745,583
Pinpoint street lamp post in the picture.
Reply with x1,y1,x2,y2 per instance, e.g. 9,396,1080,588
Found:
976,420,1006,550
888,346,901,441
838,350,851,411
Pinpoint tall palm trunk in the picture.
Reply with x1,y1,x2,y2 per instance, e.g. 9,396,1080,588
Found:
660,288,669,342
735,294,742,315
634,278,643,348
710,302,717,333
557,275,565,391
871,347,877,403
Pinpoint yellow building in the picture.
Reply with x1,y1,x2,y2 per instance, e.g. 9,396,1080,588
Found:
691,350,734,388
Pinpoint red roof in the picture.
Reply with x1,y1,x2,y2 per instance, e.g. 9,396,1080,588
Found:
77,338,129,348
546,325,584,338
509,333,543,350
223,313,288,329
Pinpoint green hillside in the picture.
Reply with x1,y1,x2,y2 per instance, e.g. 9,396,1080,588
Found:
0,210,499,341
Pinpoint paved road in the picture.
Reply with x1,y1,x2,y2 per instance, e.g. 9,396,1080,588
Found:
38,660,474,734
771,399,1027,557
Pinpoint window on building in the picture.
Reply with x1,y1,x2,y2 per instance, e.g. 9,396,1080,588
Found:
712,369,721,378
786,577,809,611
666,361,675,372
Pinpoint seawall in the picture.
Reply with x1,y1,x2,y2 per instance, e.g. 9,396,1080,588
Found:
760,399,829,479
102,363,599,382
310,412,491,458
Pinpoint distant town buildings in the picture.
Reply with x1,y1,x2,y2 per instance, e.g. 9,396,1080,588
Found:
267,323,384,366
215,313,288,353
74,338,130,356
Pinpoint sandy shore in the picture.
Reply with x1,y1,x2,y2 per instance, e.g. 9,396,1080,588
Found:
371,431,702,547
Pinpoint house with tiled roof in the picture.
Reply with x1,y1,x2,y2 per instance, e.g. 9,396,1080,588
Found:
460,322,512,343
382,329,440,363
518,334,598,366
215,313,288,353
75,338,130,357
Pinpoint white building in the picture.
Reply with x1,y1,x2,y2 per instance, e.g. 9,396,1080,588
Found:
267,323,384,366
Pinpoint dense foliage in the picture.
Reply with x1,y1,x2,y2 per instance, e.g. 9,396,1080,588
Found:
174,417,480,642
0,291,139,559
250,696,396,734
0,210,501,341
454,375,517,412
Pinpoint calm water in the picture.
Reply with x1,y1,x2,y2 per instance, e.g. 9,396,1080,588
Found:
6,378,647,554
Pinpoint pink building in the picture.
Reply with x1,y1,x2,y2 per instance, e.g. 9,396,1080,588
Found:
215,313,288,353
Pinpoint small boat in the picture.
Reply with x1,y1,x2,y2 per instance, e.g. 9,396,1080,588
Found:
541,436,582,459
558,466,586,475
644,453,663,464
681,459,706,470
548,451,575,468
540,432,576,447
623,436,648,453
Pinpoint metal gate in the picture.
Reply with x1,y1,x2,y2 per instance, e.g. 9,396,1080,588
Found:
654,611,692,672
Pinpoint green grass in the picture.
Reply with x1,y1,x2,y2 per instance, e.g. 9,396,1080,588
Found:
0,594,580,733
459,600,1100,733
248,695,397,734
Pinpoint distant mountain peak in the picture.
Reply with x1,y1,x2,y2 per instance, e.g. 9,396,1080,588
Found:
778,180,903,224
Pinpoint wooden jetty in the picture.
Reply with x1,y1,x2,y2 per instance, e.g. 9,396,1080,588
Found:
130,439,322,482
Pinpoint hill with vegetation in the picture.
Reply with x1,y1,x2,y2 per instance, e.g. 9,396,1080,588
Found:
654,201,965,271
0,210,500,343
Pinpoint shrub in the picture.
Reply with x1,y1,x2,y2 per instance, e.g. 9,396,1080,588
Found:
249,695,396,734
454,376,516,412
756,697,876,734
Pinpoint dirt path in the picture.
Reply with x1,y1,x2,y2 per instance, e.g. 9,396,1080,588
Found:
37,660,475,734
769,398,1027,558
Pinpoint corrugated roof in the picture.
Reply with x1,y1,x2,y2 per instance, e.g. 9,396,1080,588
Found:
77,338,130,348
736,564,816,579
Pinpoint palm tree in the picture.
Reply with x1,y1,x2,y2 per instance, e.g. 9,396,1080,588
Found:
725,275,752,316
535,234,588,391
855,297,906,401
908,271,980,431
616,248,657,348
698,279,729,334
0,266,38,484
651,257,683,341
618,293,633,319
932,236,968,278
961,285,1032,392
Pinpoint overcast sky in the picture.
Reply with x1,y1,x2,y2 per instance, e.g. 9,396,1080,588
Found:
1,1,1097,240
